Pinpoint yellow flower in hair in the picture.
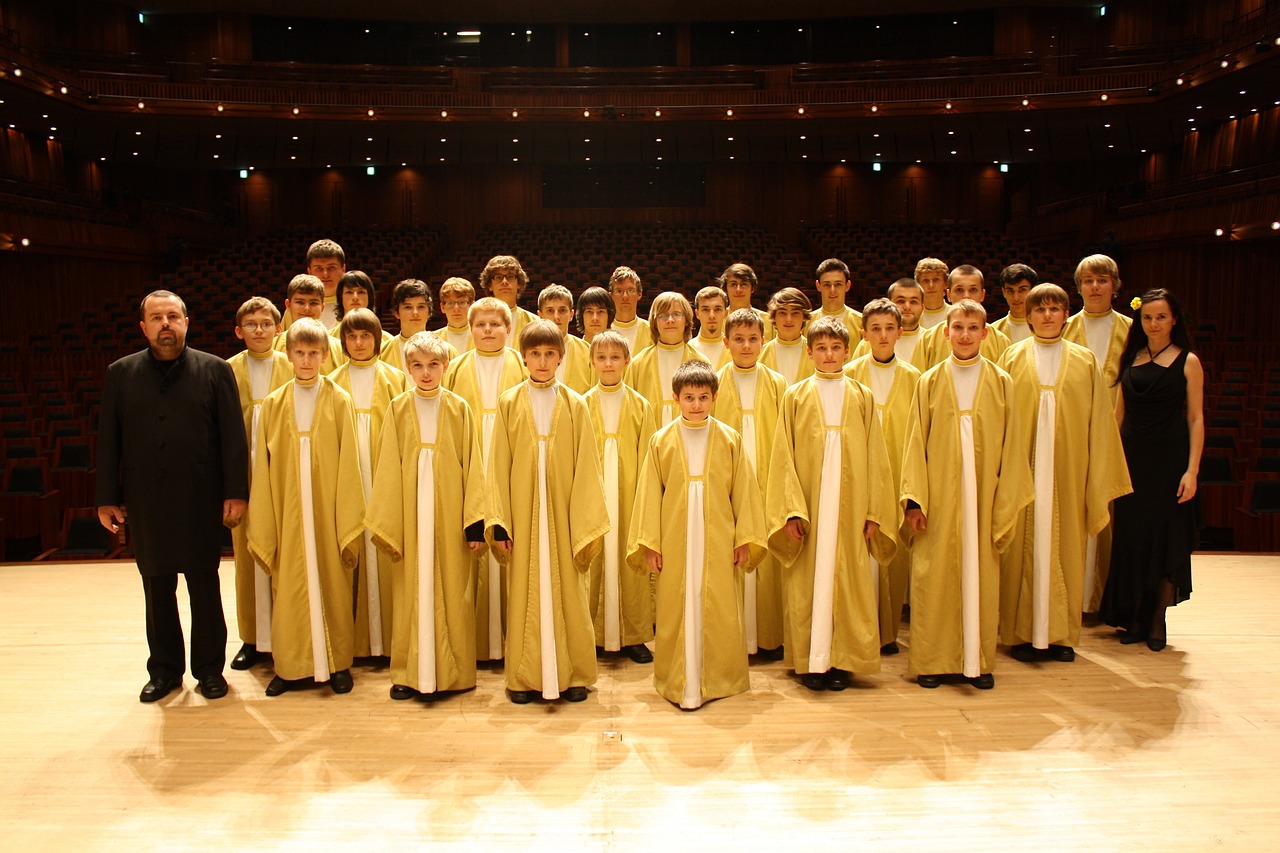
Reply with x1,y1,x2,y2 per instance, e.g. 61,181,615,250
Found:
1130,296,1142,310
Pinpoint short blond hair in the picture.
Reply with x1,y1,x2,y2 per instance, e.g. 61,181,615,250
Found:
468,296,512,328
914,257,949,279
236,296,280,326
589,329,631,359
537,283,574,309
286,273,325,300
947,299,987,323
725,307,764,335
694,285,728,310
1074,254,1121,288
403,331,451,365
806,315,849,347
647,291,694,342
285,317,329,348
439,276,475,302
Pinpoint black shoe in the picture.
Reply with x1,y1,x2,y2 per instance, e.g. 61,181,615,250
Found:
1120,628,1147,645
198,673,229,699
1146,636,1167,652
623,644,653,664
563,686,589,702
1049,645,1075,662
917,674,940,689
1011,643,1037,663
595,646,606,658
508,689,537,704
880,642,900,656
801,672,827,691
265,676,291,696
758,645,785,661
390,684,417,701
970,673,995,690
330,669,353,694
825,669,851,691
230,644,259,671
416,690,442,703
139,676,180,703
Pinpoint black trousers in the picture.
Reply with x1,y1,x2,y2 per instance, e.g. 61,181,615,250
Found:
141,572,227,681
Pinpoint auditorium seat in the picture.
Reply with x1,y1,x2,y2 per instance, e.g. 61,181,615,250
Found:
36,508,120,562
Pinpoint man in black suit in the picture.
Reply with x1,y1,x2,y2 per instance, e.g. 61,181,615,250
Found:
97,290,249,702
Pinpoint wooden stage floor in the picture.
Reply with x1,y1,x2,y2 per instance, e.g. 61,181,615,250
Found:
2,554,1276,851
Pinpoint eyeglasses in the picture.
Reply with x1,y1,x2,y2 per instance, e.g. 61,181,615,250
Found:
442,301,471,309
656,312,685,322
239,322,275,332
612,288,640,297
490,272,520,283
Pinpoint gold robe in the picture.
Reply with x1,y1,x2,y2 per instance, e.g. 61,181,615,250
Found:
714,362,788,652
913,322,1011,372
227,349,293,647
248,377,365,681
366,387,486,693
809,306,864,358
992,315,1033,345
584,382,658,649
626,341,710,426
845,354,921,646
434,325,474,355
900,357,1032,677
559,333,595,396
690,332,733,371
766,374,898,675
380,334,459,377
627,417,768,708
443,347,528,659
486,381,609,695
760,336,816,386
997,338,1132,648
272,330,345,374
512,305,539,342
330,358,407,657
610,316,652,356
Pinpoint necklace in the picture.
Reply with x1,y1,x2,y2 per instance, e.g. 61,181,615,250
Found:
1146,341,1174,363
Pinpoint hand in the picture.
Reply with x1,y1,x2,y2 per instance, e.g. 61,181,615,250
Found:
496,540,513,554
863,520,880,540
905,508,927,532
784,518,808,541
223,499,247,523
1177,472,1197,503
468,541,485,553
97,505,125,533
645,547,663,573
733,544,750,568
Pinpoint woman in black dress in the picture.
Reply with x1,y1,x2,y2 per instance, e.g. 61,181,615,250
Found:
1101,288,1204,651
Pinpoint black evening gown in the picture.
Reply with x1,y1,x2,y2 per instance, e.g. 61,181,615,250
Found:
1101,348,1199,632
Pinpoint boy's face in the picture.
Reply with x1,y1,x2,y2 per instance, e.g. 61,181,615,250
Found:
675,383,716,422
396,296,431,336
944,313,988,360
345,328,377,362
1002,279,1032,318
441,293,472,328
947,274,985,305
816,271,852,308
487,268,521,307
696,297,727,337
407,352,447,391
1079,271,1118,313
610,279,641,321
808,335,849,373
1029,300,1067,339
288,341,325,381
470,310,510,353
341,286,369,314
917,270,947,307
523,343,562,383
891,288,924,331
655,308,687,345
772,305,807,341
724,274,753,307
591,343,629,386
725,323,763,369
581,304,611,339
307,256,345,296
235,310,279,354
538,297,574,335
862,313,902,362
286,292,324,321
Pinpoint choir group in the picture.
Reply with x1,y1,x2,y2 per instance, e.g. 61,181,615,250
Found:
217,237,1190,709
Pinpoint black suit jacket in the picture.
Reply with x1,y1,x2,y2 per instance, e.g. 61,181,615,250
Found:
95,346,249,577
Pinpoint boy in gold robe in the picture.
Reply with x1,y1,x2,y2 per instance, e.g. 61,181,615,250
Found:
845,299,921,655
914,257,950,331
625,291,709,427
331,308,407,660
537,284,593,395
366,333,486,702
719,262,774,341
767,317,898,691
227,297,292,671
273,274,344,374
488,320,609,704
382,279,458,375
912,265,1011,371
249,319,365,696
436,277,476,354
901,301,1033,690
481,255,538,340
690,286,731,369
714,309,788,660
628,360,768,710
808,259,863,356
608,266,652,355
991,264,1037,345
760,287,815,386
998,283,1132,662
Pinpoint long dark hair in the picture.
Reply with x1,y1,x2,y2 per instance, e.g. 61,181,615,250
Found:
1117,287,1194,380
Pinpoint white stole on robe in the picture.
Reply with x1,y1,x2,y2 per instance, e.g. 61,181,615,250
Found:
680,419,710,709
809,375,845,674
475,351,506,659
293,381,330,682
950,358,982,678
349,362,384,656
412,390,440,692
773,338,804,385
1031,339,1063,649
598,384,625,651
895,330,921,364
656,345,684,426
732,366,761,653
529,384,560,698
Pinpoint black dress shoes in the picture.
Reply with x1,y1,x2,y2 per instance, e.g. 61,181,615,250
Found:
139,676,181,703
758,645,785,661
230,644,260,671
1049,645,1076,662
563,686,588,702
801,672,827,691
970,673,995,689
198,674,229,699
1146,636,1167,652
508,689,538,704
265,676,291,696
1011,643,1037,663
1119,630,1147,645
623,644,654,664
825,669,851,691
390,684,417,700
917,674,941,689
330,669,353,694
880,642,900,656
